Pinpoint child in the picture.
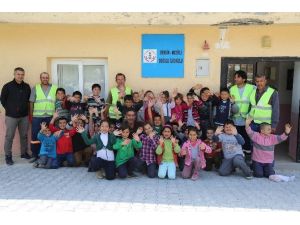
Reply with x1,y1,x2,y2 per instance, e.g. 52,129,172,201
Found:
136,123,160,178
33,122,61,169
116,94,136,118
113,125,142,178
170,93,187,124
214,88,239,126
49,112,77,167
157,90,175,123
69,114,93,167
132,91,144,112
182,92,202,131
55,88,70,121
156,125,180,179
203,127,222,171
180,127,212,180
77,120,118,180
245,117,292,179
66,91,87,116
147,98,165,134
86,84,106,121
213,119,252,179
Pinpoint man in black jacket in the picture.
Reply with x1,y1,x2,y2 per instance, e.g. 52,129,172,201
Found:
1,67,31,165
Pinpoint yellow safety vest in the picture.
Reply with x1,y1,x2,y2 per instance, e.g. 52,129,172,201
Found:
249,87,274,124
108,86,132,119
230,83,254,118
33,84,57,116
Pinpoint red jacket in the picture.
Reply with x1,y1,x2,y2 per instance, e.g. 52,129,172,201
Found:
49,124,77,154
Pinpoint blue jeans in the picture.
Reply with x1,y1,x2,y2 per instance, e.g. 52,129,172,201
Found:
31,117,52,158
57,153,74,167
39,155,58,169
158,162,176,179
252,160,275,178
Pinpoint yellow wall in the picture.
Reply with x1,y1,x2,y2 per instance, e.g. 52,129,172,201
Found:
0,24,300,97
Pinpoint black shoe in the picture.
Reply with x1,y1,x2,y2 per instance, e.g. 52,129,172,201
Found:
21,152,32,159
29,157,38,163
5,155,14,166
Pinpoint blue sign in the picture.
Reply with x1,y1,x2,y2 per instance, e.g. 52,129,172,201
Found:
142,34,184,78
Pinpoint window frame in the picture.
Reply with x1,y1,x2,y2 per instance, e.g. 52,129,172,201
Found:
51,58,109,99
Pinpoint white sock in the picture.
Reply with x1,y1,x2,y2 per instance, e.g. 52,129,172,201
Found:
269,174,296,182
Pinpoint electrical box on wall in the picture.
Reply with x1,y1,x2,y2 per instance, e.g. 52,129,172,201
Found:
196,58,210,77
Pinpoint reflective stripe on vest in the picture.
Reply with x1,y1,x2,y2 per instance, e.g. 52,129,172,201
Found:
108,86,132,119
249,87,274,124
33,84,57,116
230,83,254,118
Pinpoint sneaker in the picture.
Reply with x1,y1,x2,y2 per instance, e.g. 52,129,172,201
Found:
29,157,38,163
21,153,32,159
5,155,14,166
191,172,199,181
245,175,253,180
96,170,105,179
127,173,138,178
33,161,39,168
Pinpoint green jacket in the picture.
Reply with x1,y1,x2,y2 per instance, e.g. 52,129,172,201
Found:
156,139,180,162
81,132,116,151
113,138,142,167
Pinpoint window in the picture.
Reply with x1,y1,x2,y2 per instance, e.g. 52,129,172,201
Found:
51,59,108,99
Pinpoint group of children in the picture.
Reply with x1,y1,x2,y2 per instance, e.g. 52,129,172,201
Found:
34,82,293,182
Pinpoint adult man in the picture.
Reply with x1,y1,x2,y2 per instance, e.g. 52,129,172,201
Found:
230,70,255,158
29,72,57,163
249,74,279,133
1,67,31,165
121,109,143,138
107,73,132,123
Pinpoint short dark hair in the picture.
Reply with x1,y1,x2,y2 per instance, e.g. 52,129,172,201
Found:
121,124,130,131
234,70,247,82
92,83,101,90
124,95,133,102
206,127,215,132
224,119,235,127
174,93,183,101
14,67,25,73
56,88,66,95
187,92,194,98
220,87,230,94
115,73,126,81
72,91,82,98
187,126,198,134
125,109,136,115
260,122,271,130
58,117,68,123
100,120,110,126
153,114,161,120
132,92,139,96
162,90,170,99
200,87,210,95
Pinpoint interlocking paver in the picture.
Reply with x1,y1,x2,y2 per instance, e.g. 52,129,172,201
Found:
0,157,300,214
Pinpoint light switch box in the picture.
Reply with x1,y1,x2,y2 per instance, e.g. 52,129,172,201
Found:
196,58,210,77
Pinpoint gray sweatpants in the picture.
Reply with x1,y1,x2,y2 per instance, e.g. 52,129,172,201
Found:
4,116,29,156
219,154,251,177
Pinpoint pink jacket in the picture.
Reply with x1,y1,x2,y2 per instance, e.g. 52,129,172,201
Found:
180,139,212,168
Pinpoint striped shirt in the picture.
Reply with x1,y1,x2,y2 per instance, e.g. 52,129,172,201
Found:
246,126,288,163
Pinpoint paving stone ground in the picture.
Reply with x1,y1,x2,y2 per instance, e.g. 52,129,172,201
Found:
0,156,300,215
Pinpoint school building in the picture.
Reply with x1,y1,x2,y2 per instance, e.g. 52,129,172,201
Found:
0,12,300,161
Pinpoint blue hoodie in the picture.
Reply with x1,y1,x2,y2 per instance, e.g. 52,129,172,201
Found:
37,132,62,158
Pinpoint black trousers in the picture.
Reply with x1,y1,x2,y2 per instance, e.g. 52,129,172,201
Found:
88,156,116,180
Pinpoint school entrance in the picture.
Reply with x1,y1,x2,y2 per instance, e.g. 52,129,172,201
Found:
220,57,300,162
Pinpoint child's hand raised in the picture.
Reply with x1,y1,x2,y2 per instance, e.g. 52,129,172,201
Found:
76,125,85,133
133,133,140,142
149,131,156,139
232,126,238,135
71,114,79,122
113,129,122,136
171,136,177,145
199,142,206,151
215,126,224,135
159,136,164,145
53,130,62,137
79,114,87,121
53,110,59,119
136,127,143,135
40,122,47,131
245,117,253,127
285,123,292,135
